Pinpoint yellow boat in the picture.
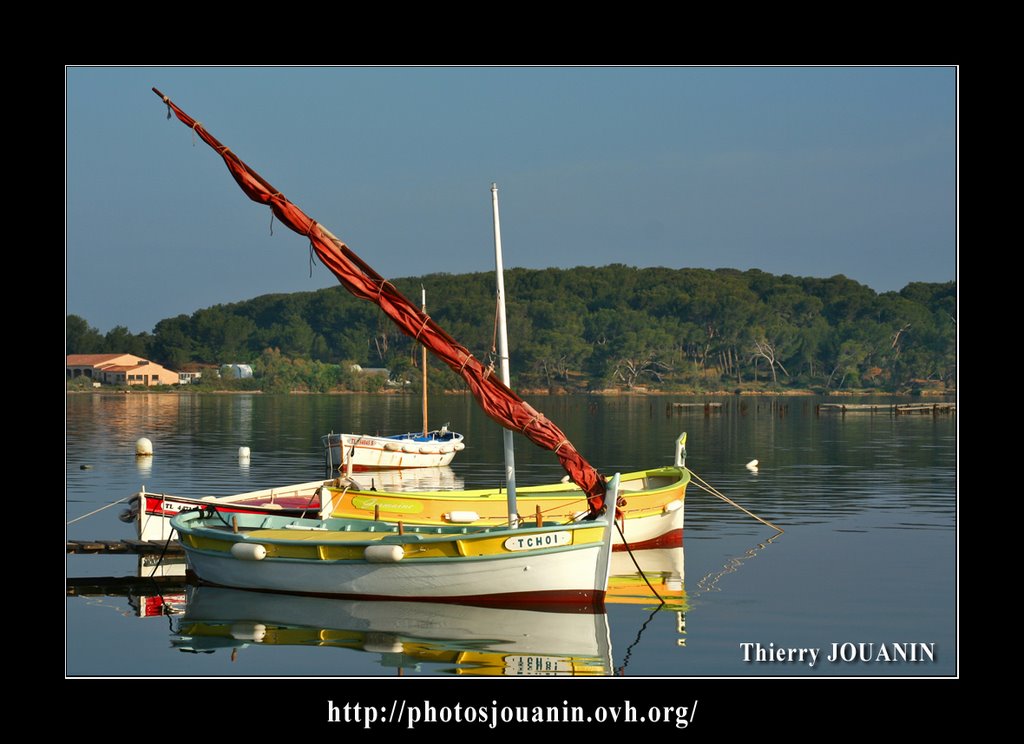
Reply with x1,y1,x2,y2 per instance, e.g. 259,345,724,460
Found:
321,433,689,552
135,433,689,551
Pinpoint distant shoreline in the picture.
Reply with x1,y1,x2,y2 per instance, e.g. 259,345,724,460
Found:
65,386,955,398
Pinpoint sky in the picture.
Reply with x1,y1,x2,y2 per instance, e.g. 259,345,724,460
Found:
66,66,957,334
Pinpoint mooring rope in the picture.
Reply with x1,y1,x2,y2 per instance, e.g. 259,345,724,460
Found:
615,519,665,605
617,605,665,676
691,532,782,599
688,469,784,534
149,531,178,578
66,496,131,525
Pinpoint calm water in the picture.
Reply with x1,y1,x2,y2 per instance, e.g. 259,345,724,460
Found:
66,392,956,678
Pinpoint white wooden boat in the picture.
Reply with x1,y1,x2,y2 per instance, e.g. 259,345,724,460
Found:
171,474,618,607
323,428,464,470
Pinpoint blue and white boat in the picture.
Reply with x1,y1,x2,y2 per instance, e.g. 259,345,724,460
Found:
323,427,465,470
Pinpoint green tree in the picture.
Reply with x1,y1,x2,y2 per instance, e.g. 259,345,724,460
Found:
66,315,104,354
103,326,149,357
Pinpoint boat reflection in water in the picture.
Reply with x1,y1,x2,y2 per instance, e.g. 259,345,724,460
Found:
134,554,190,618
171,547,686,675
608,548,688,668
66,554,190,620
173,586,612,676
608,548,686,610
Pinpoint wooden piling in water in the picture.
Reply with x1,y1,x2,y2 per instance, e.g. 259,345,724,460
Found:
817,402,956,416
66,539,184,555
672,402,723,416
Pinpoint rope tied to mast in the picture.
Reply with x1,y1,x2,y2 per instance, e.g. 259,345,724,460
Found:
414,314,431,342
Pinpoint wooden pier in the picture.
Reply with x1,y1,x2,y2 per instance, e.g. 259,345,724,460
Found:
66,538,184,556
67,574,189,597
816,403,956,416
668,402,723,415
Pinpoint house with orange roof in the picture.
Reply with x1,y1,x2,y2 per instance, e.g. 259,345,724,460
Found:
66,354,178,387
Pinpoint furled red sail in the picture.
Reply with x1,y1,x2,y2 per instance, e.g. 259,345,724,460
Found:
153,89,607,516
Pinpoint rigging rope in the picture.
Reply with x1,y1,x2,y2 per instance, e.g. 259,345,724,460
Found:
149,531,178,578
688,468,784,534
66,496,131,525
617,605,665,676
615,520,665,605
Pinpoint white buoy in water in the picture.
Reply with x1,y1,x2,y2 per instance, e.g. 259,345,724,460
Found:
238,446,251,461
135,437,153,457
746,459,759,472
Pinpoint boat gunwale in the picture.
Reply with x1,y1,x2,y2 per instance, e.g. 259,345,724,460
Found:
330,466,689,502
140,478,332,507
177,536,608,565
143,468,687,510
171,510,609,549
324,431,464,445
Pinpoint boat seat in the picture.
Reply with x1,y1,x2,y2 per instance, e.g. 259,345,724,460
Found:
646,476,679,488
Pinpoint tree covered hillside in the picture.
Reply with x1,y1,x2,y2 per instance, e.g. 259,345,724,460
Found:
67,266,956,393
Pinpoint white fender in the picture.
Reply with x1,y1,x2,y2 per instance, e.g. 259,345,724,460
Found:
230,623,267,642
444,511,481,523
362,636,404,653
663,499,683,513
364,545,405,563
230,543,267,561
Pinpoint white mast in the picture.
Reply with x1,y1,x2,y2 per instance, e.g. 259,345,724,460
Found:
421,286,428,437
491,183,518,526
